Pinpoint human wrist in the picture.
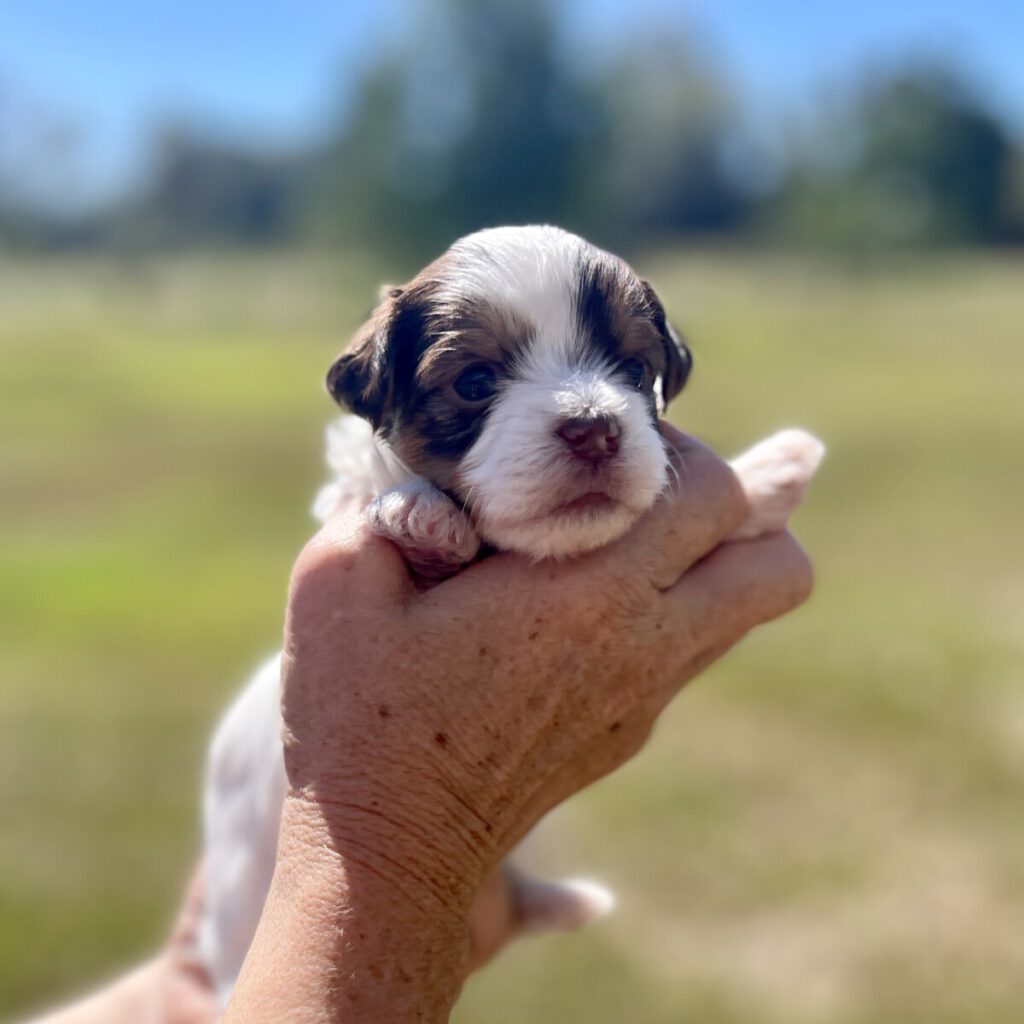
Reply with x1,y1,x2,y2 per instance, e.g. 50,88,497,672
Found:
224,794,473,1023
279,790,476,1017
280,686,508,914
279,788,482,924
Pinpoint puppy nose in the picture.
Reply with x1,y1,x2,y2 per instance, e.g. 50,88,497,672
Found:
556,415,621,460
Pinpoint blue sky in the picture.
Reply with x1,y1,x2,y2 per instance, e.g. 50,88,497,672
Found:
2,1,1022,211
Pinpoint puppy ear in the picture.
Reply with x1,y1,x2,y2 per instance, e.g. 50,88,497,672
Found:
325,286,421,430
659,319,693,406
641,280,692,408
326,315,388,426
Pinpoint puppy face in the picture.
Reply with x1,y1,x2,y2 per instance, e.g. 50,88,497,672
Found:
327,226,691,558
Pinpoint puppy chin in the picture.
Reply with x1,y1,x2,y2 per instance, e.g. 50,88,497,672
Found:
480,500,643,560
474,462,666,559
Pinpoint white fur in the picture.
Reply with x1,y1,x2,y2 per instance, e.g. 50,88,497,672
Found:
199,655,286,1006
311,415,416,522
315,225,672,559
443,226,584,349
368,477,481,573
522,877,617,932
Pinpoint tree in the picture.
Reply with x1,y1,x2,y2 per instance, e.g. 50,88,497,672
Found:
774,63,1017,247
307,0,606,260
590,35,749,247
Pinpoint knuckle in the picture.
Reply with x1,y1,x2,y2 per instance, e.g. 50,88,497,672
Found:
288,528,365,613
604,712,655,761
714,463,750,531
786,538,815,607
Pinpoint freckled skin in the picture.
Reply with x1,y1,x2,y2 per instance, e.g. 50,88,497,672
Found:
221,428,814,1024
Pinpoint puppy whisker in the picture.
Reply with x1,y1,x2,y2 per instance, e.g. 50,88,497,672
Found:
461,486,484,522
660,436,687,495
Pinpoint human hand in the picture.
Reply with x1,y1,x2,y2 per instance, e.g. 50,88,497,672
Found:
225,425,812,1021
281,426,810,887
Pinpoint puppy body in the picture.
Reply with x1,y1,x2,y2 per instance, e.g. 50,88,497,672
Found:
198,226,824,1003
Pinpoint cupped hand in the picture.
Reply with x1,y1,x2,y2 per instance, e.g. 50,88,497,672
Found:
279,427,812,919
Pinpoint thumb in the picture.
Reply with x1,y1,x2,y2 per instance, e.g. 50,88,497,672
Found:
289,510,415,624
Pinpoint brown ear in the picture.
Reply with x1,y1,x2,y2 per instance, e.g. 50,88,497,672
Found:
326,311,388,426
641,280,692,407
325,286,424,430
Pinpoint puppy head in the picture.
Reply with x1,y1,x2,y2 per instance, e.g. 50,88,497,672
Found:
327,225,691,558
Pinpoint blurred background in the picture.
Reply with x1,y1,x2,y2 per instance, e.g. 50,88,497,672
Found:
2,1,1022,1021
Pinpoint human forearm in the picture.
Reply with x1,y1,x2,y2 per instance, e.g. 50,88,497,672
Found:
222,796,472,1024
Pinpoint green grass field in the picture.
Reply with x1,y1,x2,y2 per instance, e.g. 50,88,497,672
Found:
2,249,1022,1022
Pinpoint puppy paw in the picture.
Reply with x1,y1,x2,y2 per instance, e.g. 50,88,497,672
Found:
368,480,481,579
514,874,616,934
728,428,825,541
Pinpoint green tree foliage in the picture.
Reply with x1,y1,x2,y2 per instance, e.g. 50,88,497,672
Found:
772,65,1019,248
112,129,311,249
1,8,1020,253
590,36,748,246
307,0,607,259
307,0,742,259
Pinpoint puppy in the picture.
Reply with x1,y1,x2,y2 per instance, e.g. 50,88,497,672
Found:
199,225,824,1003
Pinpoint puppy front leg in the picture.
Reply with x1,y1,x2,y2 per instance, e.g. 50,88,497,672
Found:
368,478,481,581
727,428,825,541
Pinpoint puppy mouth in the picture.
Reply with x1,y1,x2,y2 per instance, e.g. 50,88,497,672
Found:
463,468,661,558
456,447,665,554
551,491,620,515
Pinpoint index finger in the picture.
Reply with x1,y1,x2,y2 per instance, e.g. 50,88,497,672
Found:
602,424,747,590
669,529,813,661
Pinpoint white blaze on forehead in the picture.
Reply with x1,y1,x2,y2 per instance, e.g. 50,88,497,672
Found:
548,369,630,422
452,227,630,434
444,225,589,368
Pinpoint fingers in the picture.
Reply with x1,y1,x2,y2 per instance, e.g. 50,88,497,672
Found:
632,424,748,590
668,531,814,656
428,427,751,614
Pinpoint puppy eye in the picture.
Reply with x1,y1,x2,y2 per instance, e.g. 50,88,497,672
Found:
618,358,646,389
453,364,499,402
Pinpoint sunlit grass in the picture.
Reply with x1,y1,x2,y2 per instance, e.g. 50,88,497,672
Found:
2,249,1022,1022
